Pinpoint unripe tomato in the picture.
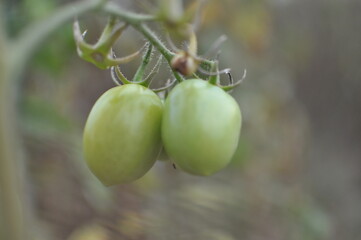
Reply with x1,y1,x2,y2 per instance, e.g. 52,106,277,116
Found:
83,84,163,186
162,79,241,176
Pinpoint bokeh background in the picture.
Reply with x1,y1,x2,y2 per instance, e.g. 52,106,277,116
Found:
2,0,361,239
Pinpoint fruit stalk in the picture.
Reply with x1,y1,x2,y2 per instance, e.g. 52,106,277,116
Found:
103,2,185,83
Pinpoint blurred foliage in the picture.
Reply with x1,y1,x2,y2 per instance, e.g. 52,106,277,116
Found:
21,95,73,138
68,224,109,240
4,0,361,239
6,0,75,74
202,0,271,55
6,0,56,35
33,25,75,75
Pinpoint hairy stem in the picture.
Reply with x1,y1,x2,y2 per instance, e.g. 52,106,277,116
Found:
103,2,184,82
134,23,185,83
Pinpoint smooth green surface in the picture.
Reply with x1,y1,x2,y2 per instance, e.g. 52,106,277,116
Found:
162,79,242,176
83,84,163,186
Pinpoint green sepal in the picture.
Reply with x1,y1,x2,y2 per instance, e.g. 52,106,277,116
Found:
132,43,153,83
73,18,141,69
208,61,220,85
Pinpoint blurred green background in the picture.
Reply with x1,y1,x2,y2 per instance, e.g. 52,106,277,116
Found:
2,0,361,239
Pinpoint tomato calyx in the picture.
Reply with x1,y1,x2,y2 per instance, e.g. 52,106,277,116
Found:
167,29,246,91
74,13,247,94
73,17,144,69
206,61,247,92
216,69,247,92
110,43,177,93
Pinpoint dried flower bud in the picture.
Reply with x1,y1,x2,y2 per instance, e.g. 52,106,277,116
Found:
171,51,198,76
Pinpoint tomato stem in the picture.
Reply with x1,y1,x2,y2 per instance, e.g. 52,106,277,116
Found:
103,4,185,83
0,38,28,240
131,23,184,83
133,43,153,83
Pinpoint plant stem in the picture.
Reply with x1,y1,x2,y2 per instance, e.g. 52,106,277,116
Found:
133,43,153,83
0,35,27,240
0,4,27,240
134,23,184,83
103,2,184,82
102,2,156,25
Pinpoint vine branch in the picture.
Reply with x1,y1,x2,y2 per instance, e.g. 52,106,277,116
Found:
103,2,184,82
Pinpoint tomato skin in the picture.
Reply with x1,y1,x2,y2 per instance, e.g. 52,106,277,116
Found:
83,84,163,186
162,79,241,176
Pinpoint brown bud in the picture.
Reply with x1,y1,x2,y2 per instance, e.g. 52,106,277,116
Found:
171,51,198,76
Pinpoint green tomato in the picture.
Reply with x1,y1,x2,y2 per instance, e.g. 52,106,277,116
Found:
162,79,241,176
83,84,163,186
